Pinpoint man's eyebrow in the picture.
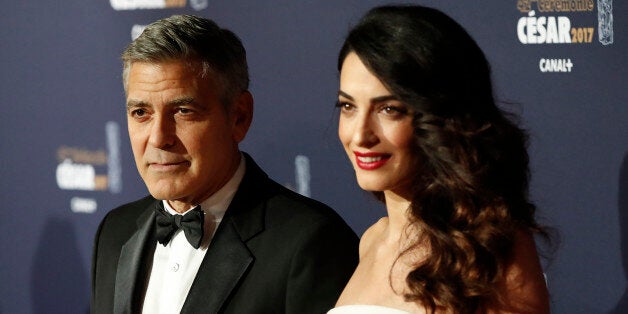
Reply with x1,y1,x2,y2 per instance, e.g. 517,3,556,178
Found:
126,97,197,110
126,100,148,110
168,97,196,106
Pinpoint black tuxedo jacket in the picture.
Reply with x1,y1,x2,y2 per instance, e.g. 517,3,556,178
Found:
91,155,359,314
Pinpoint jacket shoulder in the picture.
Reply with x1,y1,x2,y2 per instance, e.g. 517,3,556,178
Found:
106,195,156,219
96,195,156,243
265,180,345,223
103,196,156,224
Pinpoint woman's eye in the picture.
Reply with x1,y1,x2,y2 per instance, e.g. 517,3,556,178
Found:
381,105,407,116
335,101,354,111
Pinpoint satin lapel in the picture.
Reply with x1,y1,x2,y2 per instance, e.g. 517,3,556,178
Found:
180,220,253,313
114,204,156,314
180,154,267,313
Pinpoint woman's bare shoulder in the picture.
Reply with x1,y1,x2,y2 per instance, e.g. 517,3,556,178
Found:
358,217,388,258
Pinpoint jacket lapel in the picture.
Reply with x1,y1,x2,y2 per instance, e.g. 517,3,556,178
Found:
180,220,254,313
180,154,268,313
114,203,156,314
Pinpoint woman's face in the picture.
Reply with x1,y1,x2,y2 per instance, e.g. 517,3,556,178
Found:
338,52,418,197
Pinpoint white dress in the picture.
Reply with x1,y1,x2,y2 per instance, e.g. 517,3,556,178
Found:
327,305,413,314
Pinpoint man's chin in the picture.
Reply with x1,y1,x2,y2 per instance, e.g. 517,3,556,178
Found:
146,185,184,202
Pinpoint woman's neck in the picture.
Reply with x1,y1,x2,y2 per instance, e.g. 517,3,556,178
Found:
382,190,413,239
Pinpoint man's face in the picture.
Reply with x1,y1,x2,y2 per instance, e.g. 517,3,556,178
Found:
126,60,251,212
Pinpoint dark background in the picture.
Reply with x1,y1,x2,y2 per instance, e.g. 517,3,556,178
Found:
1,1,626,313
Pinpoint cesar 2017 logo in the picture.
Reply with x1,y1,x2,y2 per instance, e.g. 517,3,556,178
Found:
516,0,613,45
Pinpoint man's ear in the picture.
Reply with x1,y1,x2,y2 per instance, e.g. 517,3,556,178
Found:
231,90,254,143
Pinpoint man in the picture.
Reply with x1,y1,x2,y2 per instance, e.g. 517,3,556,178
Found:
91,15,358,314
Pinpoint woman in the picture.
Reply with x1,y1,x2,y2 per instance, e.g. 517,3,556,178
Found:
330,5,550,314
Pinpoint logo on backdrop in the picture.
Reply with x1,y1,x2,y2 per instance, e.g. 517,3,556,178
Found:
295,155,311,197
515,0,614,72
110,0,207,11
282,155,312,197
55,121,122,213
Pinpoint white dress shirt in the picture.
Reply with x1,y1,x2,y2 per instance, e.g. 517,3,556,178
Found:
142,156,246,314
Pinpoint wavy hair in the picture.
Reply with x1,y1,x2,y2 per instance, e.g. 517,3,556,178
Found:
338,5,545,313
121,14,249,106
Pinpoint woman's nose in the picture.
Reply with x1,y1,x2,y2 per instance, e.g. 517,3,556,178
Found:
353,114,378,147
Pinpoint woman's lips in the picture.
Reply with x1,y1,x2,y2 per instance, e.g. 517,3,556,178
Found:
354,151,391,170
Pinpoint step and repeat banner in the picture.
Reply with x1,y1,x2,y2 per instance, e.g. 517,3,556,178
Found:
0,0,625,313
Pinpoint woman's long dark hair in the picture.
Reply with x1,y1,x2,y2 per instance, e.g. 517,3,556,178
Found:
339,5,546,313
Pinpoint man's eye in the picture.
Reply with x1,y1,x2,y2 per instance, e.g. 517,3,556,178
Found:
131,109,146,117
178,108,193,114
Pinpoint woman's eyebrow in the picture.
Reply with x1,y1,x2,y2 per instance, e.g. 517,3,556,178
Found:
338,91,397,104
338,90,354,101
370,95,397,104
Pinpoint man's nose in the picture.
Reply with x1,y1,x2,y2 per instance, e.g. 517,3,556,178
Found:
148,114,176,148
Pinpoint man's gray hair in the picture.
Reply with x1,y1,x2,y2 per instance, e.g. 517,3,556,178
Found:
121,15,249,106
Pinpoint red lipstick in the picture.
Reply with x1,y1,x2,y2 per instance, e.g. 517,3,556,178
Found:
354,151,391,170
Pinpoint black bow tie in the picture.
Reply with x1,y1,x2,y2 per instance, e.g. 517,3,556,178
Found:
155,203,204,249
